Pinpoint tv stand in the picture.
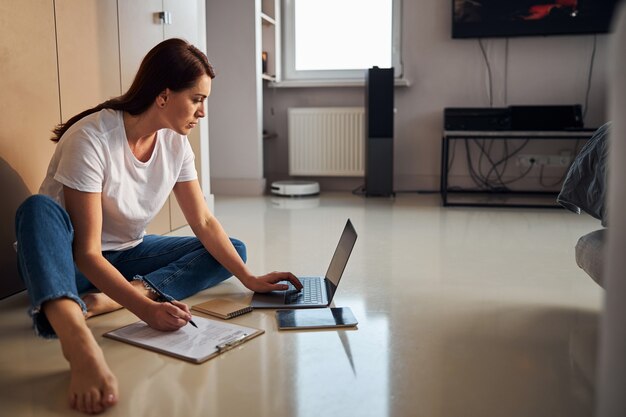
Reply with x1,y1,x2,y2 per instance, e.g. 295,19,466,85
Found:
440,129,596,208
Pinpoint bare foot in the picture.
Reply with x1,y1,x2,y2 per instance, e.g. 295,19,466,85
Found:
65,334,119,414
44,299,119,414
83,280,153,318
82,293,122,318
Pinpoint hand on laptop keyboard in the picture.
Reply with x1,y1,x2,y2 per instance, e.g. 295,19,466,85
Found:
284,277,323,304
242,271,303,293
285,282,302,292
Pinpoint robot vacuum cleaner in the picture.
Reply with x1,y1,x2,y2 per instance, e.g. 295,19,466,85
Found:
270,180,320,197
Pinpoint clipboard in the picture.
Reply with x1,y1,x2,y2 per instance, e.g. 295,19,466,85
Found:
103,315,264,363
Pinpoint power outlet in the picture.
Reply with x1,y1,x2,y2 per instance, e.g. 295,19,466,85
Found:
518,154,545,167
518,154,572,167
553,153,573,167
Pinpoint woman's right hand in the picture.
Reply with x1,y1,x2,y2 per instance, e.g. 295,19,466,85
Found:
142,300,193,331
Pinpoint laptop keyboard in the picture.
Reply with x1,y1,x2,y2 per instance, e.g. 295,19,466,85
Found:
285,277,323,305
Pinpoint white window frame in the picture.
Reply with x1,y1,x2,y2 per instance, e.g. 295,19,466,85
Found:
282,0,403,82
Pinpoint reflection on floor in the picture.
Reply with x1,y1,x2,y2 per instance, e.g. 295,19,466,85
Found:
0,193,603,417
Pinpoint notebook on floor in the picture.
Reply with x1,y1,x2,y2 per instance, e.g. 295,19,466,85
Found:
250,219,358,309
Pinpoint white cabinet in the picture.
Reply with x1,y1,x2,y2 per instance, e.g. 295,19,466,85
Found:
0,0,60,195
55,0,122,120
0,0,60,299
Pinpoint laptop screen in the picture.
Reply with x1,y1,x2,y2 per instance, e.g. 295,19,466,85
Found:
325,219,358,300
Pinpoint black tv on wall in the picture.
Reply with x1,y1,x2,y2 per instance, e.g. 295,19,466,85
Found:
453,0,620,38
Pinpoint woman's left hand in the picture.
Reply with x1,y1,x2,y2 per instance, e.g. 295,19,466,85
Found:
241,271,303,293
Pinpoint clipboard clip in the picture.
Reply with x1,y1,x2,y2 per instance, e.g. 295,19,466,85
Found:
215,333,248,353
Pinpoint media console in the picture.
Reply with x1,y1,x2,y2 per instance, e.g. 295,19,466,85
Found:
440,129,596,208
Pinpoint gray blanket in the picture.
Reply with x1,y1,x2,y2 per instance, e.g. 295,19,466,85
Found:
557,122,610,226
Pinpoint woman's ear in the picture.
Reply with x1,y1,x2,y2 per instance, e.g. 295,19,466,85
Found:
157,90,169,108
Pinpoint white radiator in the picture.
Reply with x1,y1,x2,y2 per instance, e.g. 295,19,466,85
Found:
288,107,365,176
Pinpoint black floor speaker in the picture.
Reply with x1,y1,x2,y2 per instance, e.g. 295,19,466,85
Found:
365,67,394,196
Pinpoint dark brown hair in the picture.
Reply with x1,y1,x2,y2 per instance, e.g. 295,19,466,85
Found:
51,38,215,142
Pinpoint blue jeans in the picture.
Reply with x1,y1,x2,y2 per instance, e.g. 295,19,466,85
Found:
14,195,246,338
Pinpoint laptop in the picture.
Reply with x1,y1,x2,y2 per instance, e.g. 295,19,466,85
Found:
251,219,357,309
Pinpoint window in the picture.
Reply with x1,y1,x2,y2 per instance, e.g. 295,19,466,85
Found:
283,0,403,81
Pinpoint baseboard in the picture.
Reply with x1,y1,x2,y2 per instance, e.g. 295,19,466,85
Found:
210,178,267,196
264,174,441,193
394,174,440,192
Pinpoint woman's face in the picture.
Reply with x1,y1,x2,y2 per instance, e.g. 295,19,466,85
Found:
162,74,211,135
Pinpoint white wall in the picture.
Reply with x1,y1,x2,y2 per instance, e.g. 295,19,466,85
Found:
205,0,266,195
261,0,610,192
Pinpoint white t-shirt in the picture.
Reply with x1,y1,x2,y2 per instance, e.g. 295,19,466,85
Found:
39,109,197,251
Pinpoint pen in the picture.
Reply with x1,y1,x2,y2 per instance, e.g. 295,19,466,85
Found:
141,276,198,328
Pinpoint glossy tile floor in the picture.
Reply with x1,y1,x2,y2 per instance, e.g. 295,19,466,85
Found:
0,193,604,417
